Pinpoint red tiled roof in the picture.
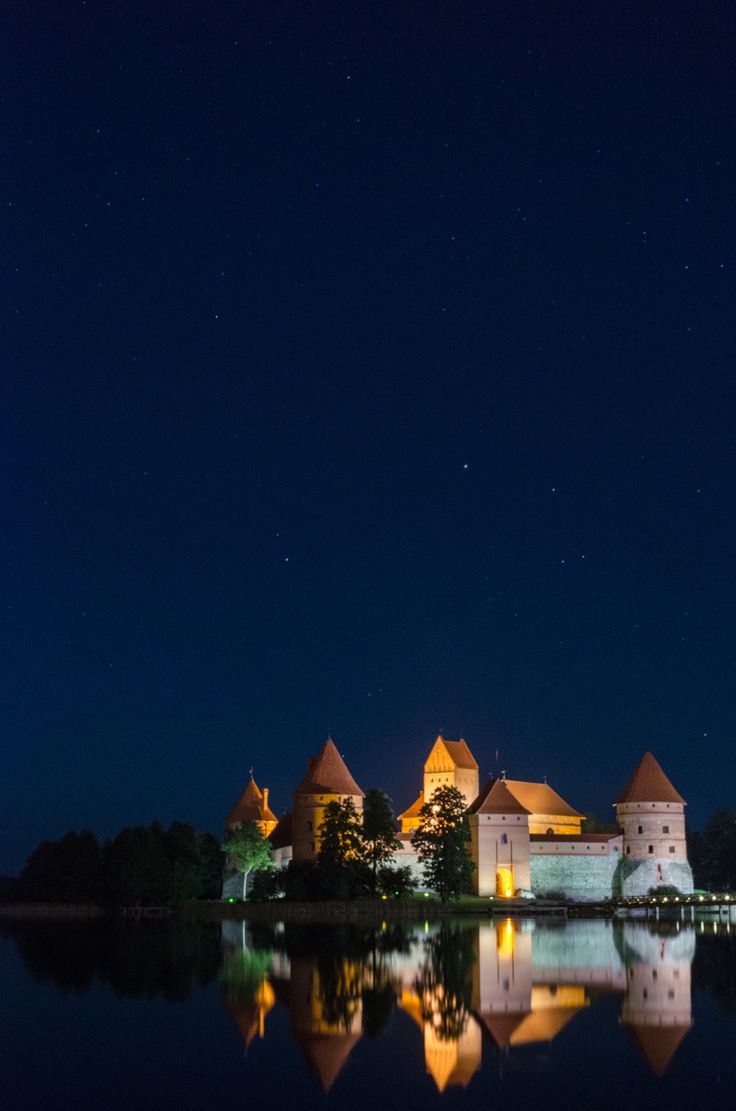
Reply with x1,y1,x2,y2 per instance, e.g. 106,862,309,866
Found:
226,775,278,827
435,736,478,770
397,792,424,821
503,779,583,818
468,778,531,815
615,751,685,805
530,833,620,842
293,737,364,798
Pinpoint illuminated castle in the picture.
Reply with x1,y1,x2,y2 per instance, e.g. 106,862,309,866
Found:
223,735,693,901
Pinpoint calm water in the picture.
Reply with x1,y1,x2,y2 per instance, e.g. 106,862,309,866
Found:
2,914,735,1110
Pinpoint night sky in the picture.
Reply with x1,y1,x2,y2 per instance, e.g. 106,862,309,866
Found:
3,2,736,873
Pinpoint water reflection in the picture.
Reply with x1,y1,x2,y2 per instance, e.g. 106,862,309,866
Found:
8,914,732,1099
219,917,698,1091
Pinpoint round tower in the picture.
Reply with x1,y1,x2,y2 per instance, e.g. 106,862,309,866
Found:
292,737,364,862
614,751,693,896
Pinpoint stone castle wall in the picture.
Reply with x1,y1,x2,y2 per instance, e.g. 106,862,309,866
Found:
530,853,620,902
619,858,694,896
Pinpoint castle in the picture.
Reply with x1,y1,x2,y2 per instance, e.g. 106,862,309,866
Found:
223,735,694,901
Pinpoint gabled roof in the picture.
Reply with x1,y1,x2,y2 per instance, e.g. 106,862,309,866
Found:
615,751,685,805
425,735,478,771
397,792,424,821
293,737,364,798
503,779,583,819
227,774,278,827
468,778,531,815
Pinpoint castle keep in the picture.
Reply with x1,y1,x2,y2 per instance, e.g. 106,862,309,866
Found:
223,736,693,901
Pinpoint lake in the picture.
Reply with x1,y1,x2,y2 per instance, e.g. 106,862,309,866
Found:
1,914,734,1110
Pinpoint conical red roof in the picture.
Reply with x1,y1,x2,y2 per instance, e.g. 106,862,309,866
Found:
294,738,364,797
227,775,278,827
615,752,685,805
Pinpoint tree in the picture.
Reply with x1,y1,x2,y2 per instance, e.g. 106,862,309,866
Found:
18,829,104,903
105,823,170,905
317,799,370,899
361,789,402,896
412,785,474,902
222,822,274,899
691,809,736,891
318,798,364,867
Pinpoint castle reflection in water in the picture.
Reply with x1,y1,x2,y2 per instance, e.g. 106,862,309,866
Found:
220,918,695,1092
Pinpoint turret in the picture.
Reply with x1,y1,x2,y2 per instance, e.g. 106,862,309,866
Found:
292,738,364,862
614,752,693,896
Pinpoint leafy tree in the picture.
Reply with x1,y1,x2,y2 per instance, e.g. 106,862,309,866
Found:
317,798,371,899
165,822,204,903
105,823,170,905
222,822,274,899
196,831,223,899
378,864,414,898
18,830,104,903
412,785,474,902
318,798,364,866
361,789,402,896
691,809,736,890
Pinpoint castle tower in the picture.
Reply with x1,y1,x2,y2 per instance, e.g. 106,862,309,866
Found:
614,752,694,896
399,735,479,833
468,778,531,896
226,772,278,838
292,737,364,862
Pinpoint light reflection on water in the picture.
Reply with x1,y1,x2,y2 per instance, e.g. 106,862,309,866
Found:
3,914,736,1109
220,918,696,1092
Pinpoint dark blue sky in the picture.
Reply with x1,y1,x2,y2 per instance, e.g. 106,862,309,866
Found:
3,1,735,872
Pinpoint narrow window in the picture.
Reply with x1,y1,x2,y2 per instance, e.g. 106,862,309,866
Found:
626,846,631,854
669,846,675,853
648,845,654,854
637,825,643,834
500,833,508,845
663,825,670,834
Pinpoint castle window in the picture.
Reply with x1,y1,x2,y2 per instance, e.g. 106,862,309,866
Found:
668,990,675,999
546,828,554,835
502,816,506,821
669,845,675,853
643,989,648,999
637,825,643,834
662,825,669,833
626,846,631,855
500,833,508,844
652,970,657,980
648,845,654,854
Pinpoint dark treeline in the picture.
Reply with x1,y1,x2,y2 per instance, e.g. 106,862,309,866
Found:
9,822,221,906
1,917,221,999
689,809,736,891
